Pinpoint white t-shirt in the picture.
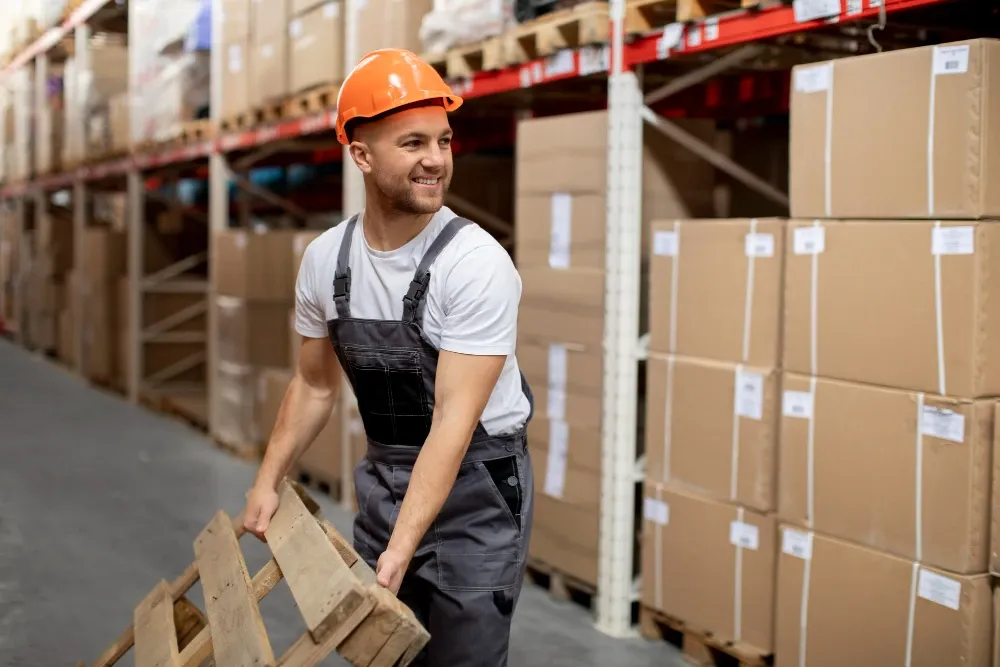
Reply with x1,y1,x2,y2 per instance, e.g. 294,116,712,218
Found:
295,206,531,436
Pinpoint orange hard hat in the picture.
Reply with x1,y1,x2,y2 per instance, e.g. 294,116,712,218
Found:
335,48,464,145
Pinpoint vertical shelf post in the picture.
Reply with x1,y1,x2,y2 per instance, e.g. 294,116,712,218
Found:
595,0,644,639
207,0,228,434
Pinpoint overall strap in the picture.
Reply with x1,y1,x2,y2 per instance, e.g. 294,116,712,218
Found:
402,216,474,324
332,214,360,319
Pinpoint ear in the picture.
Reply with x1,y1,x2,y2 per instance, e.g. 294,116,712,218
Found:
349,141,374,174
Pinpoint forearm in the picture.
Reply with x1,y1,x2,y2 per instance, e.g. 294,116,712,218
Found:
254,374,338,489
386,418,471,560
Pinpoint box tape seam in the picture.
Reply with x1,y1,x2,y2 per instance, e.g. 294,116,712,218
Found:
806,376,817,529
730,218,759,502
905,562,920,667
668,220,681,353
663,355,676,483
663,220,681,486
932,221,947,395
928,60,937,216
654,483,664,611
798,530,812,667
809,220,821,377
915,393,925,562
733,506,744,643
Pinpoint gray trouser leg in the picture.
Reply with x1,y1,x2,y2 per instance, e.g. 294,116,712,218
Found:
425,586,516,667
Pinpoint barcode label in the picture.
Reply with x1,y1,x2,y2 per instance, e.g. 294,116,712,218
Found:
793,0,841,23
782,528,813,560
793,226,825,255
933,45,970,75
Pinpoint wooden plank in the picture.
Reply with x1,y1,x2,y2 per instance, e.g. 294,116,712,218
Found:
338,587,404,666
266,480,373,645
194,510,276,667
133,580,181,667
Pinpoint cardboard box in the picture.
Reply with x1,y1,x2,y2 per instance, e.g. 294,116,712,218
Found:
991,402,1000,576
291,0,325,14
641,481,776,654
646,354,779,512
216,296,294,368
293,230,323,276
781,373,992,574
783,220,1000,398
775,528,992,667
648,218,785,367
514,111,719,272
214,362,262,448
81,228,126,283
528,419,601,586
221,0,252,42
518,267,605,350
288,2,344,94
252,0,287,36
212,229,298,301
250,30,288,106
790,39,1000,220
221,41,250,119
517,339,602,430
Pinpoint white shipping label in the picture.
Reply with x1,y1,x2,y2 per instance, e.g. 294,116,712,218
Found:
933,45,970,76
793,63,832,93
643,498,669,525
734,369,764,421
227,44,243,73
544,420,569,498
653,230,679,256
729,521,760,550
846,0,862,14
782,528,814,560
793,0,842,23
262,44,274,58
323,1,340,18
548,344,568,391
745,233,775,258
920,406,966,443
549,193,572,269
547,387,566,421
782,390,814,420
932,226,974,255
234,232,247,249
578,45,609,76
704,18,719,41
289,19,303,37
687,26,701,48
917,569,962,611
793,226,825,255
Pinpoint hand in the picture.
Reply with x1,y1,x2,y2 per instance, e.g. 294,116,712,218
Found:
241,484,280,542
375,549,409,595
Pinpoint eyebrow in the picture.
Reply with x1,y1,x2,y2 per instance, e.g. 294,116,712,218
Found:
398,130,453,142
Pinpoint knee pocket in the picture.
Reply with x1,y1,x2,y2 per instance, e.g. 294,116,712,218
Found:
492,588,515,617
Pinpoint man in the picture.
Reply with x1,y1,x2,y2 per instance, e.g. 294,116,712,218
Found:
240,48,535,666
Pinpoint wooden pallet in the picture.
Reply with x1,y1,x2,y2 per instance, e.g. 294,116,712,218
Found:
295,467,344,503
525,557,596,609
80,479,430,667
283,83,340,119
502,1,610,68
174,119,214,144
218,99,285,133
639,605,772,667
625,0,758,32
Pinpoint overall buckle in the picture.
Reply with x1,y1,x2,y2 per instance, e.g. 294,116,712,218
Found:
333,269,352,300
403,273,430,306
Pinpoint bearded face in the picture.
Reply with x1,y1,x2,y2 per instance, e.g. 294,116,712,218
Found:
351,104,454,216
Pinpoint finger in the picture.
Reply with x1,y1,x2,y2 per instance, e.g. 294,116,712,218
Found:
376,569,391,588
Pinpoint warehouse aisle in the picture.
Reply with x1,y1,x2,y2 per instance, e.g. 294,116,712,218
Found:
0,340,681,667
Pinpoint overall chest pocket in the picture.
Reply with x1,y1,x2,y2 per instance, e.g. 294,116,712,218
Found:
342,345,432,447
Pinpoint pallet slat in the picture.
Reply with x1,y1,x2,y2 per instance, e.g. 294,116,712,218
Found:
638,605,770,667
132,581,181,667
266,480,374,645
194,510,277,667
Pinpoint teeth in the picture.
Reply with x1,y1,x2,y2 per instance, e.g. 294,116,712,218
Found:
414,178,437,185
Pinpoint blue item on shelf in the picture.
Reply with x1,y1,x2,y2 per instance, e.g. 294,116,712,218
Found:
184,0,213,52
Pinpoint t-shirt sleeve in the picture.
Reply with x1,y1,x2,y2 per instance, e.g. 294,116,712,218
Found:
439,244,521,356
294,239,329,339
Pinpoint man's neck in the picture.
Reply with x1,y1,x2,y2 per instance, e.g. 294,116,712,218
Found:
362,194,435,252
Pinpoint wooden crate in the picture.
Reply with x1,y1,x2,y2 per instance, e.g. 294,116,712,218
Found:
639,605,772,667
80,479,429,667
625,0,759,33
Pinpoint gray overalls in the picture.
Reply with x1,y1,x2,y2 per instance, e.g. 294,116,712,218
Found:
326,213,535,666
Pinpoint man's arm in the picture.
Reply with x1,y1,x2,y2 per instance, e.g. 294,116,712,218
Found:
384,350,505,562
253,336,343,491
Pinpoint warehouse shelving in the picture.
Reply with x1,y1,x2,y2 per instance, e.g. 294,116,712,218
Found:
0,0,985,641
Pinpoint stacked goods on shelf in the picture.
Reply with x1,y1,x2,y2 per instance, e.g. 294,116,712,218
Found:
67,223,127,385
773,39,999,666
251,0,290,108
640,218,785,660
0,210,19,329
6,69,34,181
219,0,252,121
515,109,719,589
63,39,129,165
0,2,69,61
418,0,515,55
130,0,208,146
26,207,74,354
287,0,345,96
35,68,65,175
211,228,298,455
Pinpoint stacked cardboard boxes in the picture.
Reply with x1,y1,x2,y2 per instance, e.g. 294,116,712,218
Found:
515,109,719,587
27,210,74,352
640,218,785,657
0,210,19,330
770,39,1000,666
288,1,345,96
211,229,298,453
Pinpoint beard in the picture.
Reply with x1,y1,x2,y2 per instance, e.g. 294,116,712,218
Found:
371,163,449,215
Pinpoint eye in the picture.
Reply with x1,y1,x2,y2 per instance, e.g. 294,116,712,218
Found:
439,136,452,147
403,139,421,148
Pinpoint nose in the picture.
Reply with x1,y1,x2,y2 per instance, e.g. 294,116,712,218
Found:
421,143,446,171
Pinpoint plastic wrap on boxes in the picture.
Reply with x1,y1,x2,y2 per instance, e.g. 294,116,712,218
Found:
419,0,515,53
214,362,262,449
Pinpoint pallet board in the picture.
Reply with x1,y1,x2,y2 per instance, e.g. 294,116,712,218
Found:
81,479,430,667
625,0,760,33
525,557,596,609
284,83,340,119
638,605,772,667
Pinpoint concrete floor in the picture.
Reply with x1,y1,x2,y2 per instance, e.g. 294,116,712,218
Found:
0,339,683,667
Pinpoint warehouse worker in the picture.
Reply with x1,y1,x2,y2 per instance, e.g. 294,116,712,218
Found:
240,48,535,666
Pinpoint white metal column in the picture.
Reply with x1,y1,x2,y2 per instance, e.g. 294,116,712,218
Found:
207,0,228,433
595,0,644,638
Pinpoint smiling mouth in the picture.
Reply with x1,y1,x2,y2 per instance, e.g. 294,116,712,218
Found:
412,177,439,186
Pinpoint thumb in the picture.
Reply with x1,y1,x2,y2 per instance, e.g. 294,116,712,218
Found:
376,565,391,588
